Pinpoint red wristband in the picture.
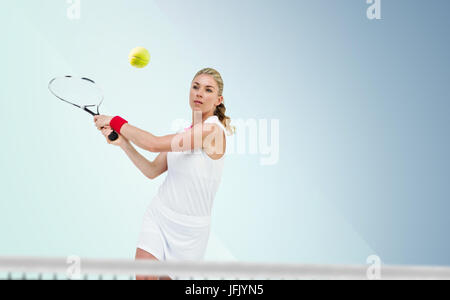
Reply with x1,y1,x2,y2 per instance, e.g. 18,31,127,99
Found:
110,116,128,134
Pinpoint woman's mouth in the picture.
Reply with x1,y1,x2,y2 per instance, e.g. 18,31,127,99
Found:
194,101,203,105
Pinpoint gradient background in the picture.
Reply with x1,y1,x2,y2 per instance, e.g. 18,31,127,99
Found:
0,0,449,267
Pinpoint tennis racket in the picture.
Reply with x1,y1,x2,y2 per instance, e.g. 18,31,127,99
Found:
48,75,118,141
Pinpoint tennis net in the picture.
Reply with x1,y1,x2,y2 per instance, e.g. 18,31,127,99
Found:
1,256,450,280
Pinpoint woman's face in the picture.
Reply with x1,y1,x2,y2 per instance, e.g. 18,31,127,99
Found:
190,74,223,115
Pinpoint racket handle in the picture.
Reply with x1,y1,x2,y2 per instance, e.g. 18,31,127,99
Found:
108,131,119,141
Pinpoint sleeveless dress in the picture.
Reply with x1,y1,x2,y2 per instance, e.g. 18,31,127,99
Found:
136,116,226,268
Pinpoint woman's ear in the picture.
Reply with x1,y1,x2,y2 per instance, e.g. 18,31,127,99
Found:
217,95,224,106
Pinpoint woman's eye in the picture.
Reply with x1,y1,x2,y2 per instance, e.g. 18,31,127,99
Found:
193,85,199,89
207,89,212,92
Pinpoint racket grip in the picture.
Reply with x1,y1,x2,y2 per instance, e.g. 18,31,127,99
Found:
108,131,119,141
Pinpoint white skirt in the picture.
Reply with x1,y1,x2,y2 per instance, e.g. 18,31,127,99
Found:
136,195,211,277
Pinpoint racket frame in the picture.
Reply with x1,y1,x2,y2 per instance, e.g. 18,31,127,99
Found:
48,76,118,141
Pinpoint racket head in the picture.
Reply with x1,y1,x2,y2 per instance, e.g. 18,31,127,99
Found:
48,76,104,114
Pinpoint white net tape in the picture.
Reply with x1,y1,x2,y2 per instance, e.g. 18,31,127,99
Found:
1,256,450,280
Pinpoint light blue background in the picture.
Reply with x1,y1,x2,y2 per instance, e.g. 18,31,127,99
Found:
0,0,449,267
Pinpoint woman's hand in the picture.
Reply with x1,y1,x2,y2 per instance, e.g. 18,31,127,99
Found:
94,115,114,130
100,126,128,147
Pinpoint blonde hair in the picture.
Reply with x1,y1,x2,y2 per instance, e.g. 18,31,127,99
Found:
193,68,236,136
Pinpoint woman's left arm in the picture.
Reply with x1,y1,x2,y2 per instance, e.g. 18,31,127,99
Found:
121,123,220,153
94,115,221,153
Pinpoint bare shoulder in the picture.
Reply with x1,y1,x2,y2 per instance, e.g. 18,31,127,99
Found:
203,123,226,160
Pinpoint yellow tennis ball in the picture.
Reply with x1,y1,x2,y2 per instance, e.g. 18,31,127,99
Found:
129,47,150,68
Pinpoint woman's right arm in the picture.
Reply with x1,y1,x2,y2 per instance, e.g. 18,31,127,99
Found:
120,141,168,180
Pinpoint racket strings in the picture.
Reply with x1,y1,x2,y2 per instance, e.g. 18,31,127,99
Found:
48,76,104,109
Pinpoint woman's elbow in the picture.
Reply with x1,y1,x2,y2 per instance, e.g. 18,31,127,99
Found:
143,140,158,153
145,137,164,153
146,170,156,180
147,144,162,153
147,141,171,153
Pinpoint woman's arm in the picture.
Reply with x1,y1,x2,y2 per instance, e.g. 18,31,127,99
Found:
94,115,224,154
120,122,223,153
120,140,168,180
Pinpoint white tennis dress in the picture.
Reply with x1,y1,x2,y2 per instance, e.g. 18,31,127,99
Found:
137,115,226,267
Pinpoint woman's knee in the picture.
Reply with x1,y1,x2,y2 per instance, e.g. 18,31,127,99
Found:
136,275,160,280
135,248,160,280
135,248,159,260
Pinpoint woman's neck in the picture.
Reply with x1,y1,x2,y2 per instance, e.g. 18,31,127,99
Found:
191,111,214,127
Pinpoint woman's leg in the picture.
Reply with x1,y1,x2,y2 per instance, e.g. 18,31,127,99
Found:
135,248,160,280
135,248,172,280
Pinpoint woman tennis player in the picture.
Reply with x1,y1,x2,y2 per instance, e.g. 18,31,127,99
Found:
94,68,235,280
